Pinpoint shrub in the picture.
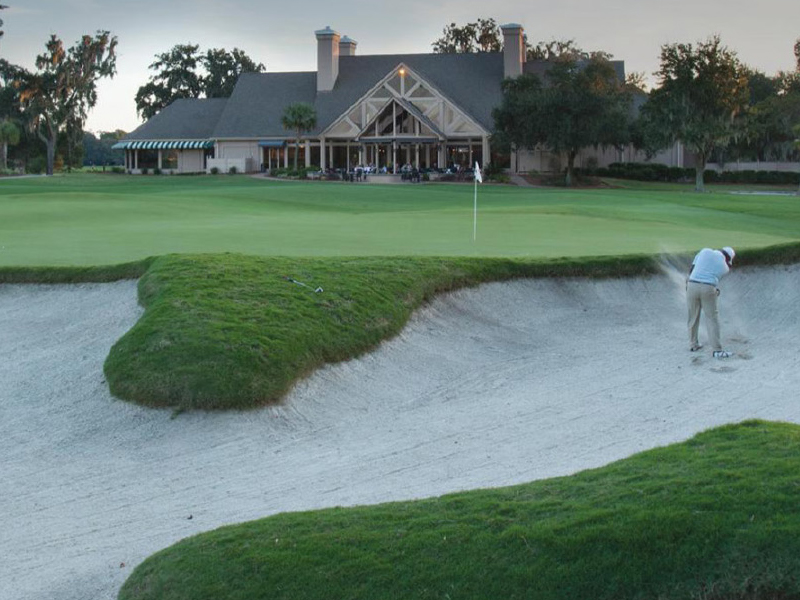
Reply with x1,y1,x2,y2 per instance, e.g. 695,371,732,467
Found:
228,166,238,175
667,166,687,182
153,167,162,175
482,163,504,178
111,166,125,174
27,156,46,174
140,167,149,175
210,167,220,175
488,173,511,184
604,162,799,185
583,156,599,174
298,165,321,179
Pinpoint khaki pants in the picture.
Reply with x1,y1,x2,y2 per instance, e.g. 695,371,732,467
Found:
687,281,722,351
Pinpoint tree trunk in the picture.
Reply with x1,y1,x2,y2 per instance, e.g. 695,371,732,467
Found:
565,151,576,187
694,151,706,193
46,137,56,175
294,130,302,172
38,124,58,176
0,141,7,171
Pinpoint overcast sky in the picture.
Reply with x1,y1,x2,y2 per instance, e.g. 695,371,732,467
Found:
2,0,798,133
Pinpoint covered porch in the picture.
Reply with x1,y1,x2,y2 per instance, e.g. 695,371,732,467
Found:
112,140,215,174
316,136,490,173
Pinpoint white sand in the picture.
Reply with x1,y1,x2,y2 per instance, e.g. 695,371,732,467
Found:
1,266,798,600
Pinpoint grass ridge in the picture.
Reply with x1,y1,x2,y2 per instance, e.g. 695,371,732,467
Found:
0,257,155,284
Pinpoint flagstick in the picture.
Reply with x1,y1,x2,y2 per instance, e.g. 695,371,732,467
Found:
473,176,477,242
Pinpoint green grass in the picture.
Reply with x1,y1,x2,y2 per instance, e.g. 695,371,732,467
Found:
118,420,800,600
1,174,799,266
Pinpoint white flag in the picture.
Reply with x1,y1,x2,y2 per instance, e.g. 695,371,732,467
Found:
474,162,482,184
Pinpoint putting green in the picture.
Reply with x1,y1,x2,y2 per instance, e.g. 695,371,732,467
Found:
0,174,797,266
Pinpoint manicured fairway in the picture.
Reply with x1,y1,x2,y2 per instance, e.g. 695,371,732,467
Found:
0,174,797,266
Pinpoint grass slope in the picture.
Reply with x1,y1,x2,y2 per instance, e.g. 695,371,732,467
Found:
118,420,800,600
102,243,800,411
0,257,154,284
102,252,655,411
1,174,798,266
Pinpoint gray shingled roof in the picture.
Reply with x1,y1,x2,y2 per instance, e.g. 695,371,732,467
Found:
211,72,317,139
123,52,627,142
212,52,506,139
124,98,228,140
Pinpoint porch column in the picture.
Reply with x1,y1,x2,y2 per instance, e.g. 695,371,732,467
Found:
329,143,334,169
415,144,420,168
358,144,364,166
468,141,473,167
134,150,138,170
391,143,396,173
305,140,311,168
320,138,326,171
438,144,445,170
425,145,431,169
346,142,350,171
158,149,163,169
482,135,490,167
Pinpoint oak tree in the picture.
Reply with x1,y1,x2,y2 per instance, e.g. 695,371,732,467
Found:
493,54,632,186
432,18,501,54
638,36,748,192
203,47,265,98
17,31,117,175
135,44,203,120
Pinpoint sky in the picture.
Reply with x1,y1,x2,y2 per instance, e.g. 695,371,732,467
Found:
2,0,798,134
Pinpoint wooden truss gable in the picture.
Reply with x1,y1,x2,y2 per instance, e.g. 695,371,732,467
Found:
322,64,488,140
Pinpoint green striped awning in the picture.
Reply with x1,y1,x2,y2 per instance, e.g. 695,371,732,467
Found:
111,140,215,150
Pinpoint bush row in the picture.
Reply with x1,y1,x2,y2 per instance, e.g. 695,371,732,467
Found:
268,165,321,179
585,162,800,185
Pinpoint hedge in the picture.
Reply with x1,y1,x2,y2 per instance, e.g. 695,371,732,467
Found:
587,162,800,185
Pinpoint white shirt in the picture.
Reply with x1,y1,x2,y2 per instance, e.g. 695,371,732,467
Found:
690,248,730,286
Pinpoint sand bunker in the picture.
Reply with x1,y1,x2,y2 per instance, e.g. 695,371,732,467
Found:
1,266,799,600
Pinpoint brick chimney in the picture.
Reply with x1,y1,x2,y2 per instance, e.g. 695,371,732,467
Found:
501,23,525,78
339,36,357,57
316,26,340,92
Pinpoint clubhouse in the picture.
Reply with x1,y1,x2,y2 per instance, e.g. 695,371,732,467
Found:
116,23,684,175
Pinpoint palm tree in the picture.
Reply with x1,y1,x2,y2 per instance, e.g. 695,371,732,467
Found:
281,102,317,171
0,119,20,171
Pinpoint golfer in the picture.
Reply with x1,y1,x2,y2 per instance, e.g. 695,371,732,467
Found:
686,247,735,358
